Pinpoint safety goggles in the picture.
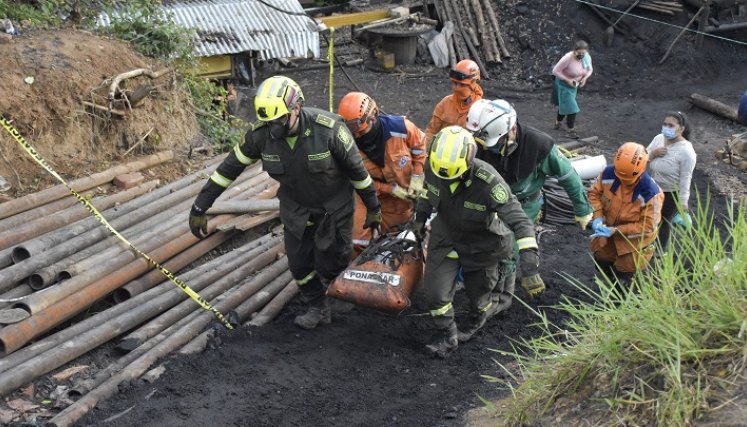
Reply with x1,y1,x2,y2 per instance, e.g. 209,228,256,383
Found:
344,110,375,137
449,69,474,81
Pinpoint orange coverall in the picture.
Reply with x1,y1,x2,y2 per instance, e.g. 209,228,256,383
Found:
352,116,426,257
588,166,664,273
424,85,484,143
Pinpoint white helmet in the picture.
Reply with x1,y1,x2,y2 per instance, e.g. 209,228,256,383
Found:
466,99,517,148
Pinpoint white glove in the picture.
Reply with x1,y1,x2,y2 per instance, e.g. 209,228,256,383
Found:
407,174,424,199
575,213,593,230
391,184,409,200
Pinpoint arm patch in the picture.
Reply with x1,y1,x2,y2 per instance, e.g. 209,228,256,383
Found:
490,184,509,204
337,125,354,151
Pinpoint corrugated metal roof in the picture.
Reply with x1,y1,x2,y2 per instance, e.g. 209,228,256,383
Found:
102,0,320,60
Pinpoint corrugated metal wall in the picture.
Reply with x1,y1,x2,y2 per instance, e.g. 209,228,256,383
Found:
101,0,320,60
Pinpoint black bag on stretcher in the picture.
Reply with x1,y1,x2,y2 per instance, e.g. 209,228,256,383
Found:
326,231,423,315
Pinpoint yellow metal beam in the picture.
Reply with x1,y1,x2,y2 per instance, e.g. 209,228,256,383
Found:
317,9,390,28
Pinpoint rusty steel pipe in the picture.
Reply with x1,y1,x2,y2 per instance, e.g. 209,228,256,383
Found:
0,215,239,356
0,178,209,292
234,267,291,321
47,255,289,427
39,170,270,288
0,151,174,220
0,231,280,375
0,180,159,251
117,243,284,351
248,279,299,327
0,243,284,401
207,198,280,214
0,186,107,234
19,218,200,313
112,230,235,303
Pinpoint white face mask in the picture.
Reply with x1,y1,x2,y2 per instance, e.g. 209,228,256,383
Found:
661,126,677,140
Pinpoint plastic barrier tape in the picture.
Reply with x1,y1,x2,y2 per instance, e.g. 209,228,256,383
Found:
1,116,234,329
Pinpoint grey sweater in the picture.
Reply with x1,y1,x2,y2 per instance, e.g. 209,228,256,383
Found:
647,134,697,208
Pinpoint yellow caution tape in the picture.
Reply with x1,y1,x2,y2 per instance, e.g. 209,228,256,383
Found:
1,116,234,330
328,27,335,113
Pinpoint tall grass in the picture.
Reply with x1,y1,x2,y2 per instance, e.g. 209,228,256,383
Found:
499,197,747,426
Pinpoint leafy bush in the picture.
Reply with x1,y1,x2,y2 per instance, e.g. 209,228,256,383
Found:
499,196,747,426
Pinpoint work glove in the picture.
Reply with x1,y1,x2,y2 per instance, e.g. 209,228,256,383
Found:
391,184,410,201
519,249,545,299
672,212,692,227
575,212,594,230
590,217,604,231
407,174,425,199
363,210,382,235
188,205,208,239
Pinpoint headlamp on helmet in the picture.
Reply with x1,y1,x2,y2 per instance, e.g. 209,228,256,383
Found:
429,126,477,180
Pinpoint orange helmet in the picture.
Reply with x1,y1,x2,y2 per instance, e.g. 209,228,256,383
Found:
614,142,649,184
338,92,378,137
449,59,480,84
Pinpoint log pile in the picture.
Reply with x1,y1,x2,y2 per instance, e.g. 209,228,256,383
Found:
432,0,510,69
0,154,293,426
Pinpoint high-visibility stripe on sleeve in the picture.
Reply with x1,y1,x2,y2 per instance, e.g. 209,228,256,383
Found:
479,302,493,313
517,236,538,250
351,175,373,190
430,302,453,317
296,270,316,286
446,250,459,259
209,171,234,188
233,144,256,165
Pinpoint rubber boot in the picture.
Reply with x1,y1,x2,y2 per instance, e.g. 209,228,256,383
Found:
457,302,502,343
293,296,331,330
425,322,458,358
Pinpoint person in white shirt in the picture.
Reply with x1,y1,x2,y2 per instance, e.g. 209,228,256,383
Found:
646,111,697,252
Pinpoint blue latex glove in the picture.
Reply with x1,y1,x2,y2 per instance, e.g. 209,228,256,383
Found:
590,219,615,238
590,217,604,231
672,212,692,227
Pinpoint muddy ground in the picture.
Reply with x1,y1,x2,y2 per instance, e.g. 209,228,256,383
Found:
5,0,747,426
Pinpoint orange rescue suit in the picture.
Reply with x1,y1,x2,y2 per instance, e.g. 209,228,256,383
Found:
588,166,664,273
424,85,484,143
352,116,426,257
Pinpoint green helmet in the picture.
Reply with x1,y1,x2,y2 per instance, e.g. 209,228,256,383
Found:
254,76,304,121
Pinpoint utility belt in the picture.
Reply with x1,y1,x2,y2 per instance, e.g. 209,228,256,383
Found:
517,190,542,205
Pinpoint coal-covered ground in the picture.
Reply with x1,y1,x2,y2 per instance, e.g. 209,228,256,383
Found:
80,0,747,425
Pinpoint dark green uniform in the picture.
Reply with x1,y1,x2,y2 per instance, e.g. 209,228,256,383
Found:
415,158,537,329
478,123,592,223
193,107,379,301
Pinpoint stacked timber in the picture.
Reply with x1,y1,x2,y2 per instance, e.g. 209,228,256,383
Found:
0,152,295,426
432,0,511,68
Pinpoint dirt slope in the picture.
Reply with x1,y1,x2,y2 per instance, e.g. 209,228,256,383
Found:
0,29,199,196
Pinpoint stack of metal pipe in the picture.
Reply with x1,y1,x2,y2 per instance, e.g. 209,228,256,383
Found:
0,151,295,425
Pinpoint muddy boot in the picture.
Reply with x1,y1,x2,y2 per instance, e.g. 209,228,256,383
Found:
457,302,502,343
294,296,331,330
425,322,458,358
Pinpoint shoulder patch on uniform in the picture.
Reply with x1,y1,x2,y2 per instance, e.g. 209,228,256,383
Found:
475,167,495,183
490,184,509,204
337,125,354,150
315,114,336,128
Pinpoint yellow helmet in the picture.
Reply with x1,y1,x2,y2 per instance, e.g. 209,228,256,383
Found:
254,76,304,121
429,126,476,180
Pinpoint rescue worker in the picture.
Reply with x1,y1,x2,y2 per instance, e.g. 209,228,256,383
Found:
466,98,593,299
337,92,427,257
424,59,484,145
412,126,541,357
188,76,382,329
588,142,664,285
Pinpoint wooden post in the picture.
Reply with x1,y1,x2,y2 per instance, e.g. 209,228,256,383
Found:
696,1,709,48
688,93,739,122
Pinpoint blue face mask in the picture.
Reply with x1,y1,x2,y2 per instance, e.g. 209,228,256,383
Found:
661,126,677,140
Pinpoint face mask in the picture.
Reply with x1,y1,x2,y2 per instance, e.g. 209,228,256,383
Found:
661,126,677,140
452,83,473,102
575,54,585,60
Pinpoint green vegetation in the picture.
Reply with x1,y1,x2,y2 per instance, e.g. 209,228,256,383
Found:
2,0,246,150
499,197,747,426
